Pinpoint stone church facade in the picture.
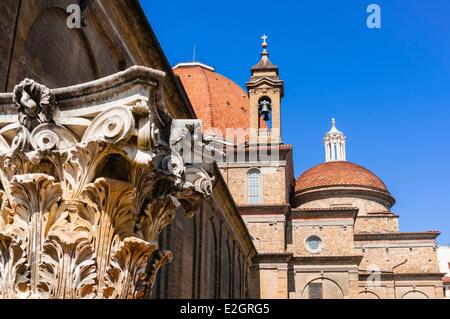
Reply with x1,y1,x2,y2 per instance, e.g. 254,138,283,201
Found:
172,37,445,299
0,0,445,299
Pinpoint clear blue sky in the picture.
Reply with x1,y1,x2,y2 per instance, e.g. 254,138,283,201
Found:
143,0,450,245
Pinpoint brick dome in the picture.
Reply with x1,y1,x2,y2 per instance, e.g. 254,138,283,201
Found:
173,62,264,134
295,161,390,193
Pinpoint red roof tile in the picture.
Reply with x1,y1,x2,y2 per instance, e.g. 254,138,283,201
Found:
174,63,264,136
295,161,389,193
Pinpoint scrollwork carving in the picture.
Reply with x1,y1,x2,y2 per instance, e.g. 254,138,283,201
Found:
177,165,214,218
10,126,31,153
159,152,185,182
82,106,135,145
30,124,78,151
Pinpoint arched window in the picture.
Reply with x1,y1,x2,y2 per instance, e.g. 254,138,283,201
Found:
247,169,262,203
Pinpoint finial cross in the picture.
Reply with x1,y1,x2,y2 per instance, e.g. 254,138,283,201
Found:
261,34,268,46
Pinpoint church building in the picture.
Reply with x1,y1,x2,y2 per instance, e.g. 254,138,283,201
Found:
170,37,445,299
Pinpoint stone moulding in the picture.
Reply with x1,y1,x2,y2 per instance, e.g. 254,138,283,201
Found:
0,66,214,299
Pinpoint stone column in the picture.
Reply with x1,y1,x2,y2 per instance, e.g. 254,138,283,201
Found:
331,141,336,161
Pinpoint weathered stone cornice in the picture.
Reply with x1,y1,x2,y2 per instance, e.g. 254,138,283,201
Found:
294,186,395,208
354,232,440,241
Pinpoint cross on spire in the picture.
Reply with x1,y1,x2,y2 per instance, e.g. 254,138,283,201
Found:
261,34,268,48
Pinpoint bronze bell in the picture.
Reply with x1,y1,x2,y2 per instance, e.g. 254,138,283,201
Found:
259,100,272,121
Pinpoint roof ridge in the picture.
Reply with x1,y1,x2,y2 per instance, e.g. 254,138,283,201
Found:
198,66,215,129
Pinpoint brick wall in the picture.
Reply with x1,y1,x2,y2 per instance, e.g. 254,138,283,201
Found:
355,216,399,233
287,223,355,256
220,165,288,206
154,197,253,299
356,242,440,273
244,217,285,253
256,267,288,299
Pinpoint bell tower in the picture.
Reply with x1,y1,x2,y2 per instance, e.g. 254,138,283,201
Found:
247,35,284,144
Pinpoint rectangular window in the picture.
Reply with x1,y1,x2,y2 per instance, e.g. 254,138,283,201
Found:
247,170,261,203
309,283,323,299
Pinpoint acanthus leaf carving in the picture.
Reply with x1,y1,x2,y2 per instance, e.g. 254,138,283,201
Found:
143,249,172,298
139,195,180,242
79,178,136,293
7,174,65,298
0,234,28,299
62,141,119,200
103,237,157,299
39,232,96,299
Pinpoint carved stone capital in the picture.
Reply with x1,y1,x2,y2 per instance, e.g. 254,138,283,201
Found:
0,67,215,299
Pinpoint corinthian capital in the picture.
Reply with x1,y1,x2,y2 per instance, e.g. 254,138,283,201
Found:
0,66,215,299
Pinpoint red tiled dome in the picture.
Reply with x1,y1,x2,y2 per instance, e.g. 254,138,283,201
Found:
173,63,265,134
295,161,389,193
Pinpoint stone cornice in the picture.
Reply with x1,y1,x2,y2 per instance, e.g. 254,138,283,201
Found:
246,78,284,97
358,272,447,281
253,253,293,264
289,207,358,220
294,186,395,208
238,204,290,216
290,255,364,266
354,231,440,241
358,213,400,218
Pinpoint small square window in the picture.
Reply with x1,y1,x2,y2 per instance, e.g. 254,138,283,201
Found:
308,283,323,299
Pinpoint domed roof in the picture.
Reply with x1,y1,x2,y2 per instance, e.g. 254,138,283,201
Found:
173,62,259,134
295,161,390,194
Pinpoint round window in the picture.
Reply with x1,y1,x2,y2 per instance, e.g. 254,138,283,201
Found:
305,235,323,253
